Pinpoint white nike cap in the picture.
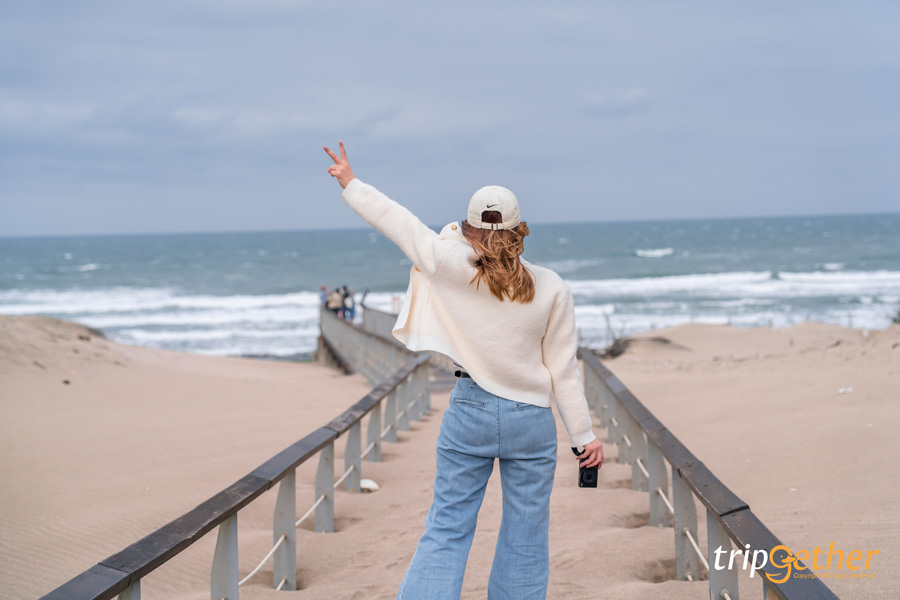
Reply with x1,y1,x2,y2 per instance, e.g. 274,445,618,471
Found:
466,185,521,230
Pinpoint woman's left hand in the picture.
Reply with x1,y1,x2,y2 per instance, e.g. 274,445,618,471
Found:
324,140,356,189
578,439,604,469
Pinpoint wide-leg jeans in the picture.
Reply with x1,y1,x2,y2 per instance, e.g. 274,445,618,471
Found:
397,377,558,600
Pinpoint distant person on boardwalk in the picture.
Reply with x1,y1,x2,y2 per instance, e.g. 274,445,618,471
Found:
325,140,603,600
342,285,356,320
319,285,328,306
326,288,343,318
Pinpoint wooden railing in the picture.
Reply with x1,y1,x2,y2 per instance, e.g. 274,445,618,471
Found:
580,349,839,600
40,307,430,600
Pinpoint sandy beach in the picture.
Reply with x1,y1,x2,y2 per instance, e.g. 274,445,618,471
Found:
607,321,900,599
1,315,897,599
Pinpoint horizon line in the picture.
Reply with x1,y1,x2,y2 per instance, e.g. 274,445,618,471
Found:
1,209,898,241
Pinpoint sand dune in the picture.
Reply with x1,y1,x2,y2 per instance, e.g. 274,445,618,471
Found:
1,316,896,598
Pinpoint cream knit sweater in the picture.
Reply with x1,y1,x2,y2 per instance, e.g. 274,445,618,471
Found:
341,178,597,447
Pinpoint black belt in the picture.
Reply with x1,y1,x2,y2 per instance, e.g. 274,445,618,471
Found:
454,370,471,378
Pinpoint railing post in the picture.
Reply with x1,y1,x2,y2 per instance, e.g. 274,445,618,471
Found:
647,442,671,527
416,364,427,418
629,420,649,492
371,336,380,382
369,336,378,379
707,511,738,600
382,347,393,382
593,370,604,416
617,406,634,465
384,389,398,443
211,514,239,600
352,334,363,379
118,581,140,600
345,421,362,491
672,467,701,581
367,336,379,385
372,337,382,383
397,377,411,432
273,470,297,590
597,379,611,430
420,361,431,413
360,335,369,380
584,368,600,417
379,344,390,381
407,372,422,422
315,442,335,533
607,394,622,462
367,401,383,461
762,578,778,600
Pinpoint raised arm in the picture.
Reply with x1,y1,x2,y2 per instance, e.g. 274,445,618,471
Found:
325,141,442,275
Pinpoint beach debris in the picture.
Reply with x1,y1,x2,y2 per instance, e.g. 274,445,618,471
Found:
867,423,873,428
33,360,45,369
837,387,854,394
360,478,380,493
789,488,798,492
63,379,70,385
597,334,689,359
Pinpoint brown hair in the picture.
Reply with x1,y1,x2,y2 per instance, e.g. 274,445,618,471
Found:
461,210,535,303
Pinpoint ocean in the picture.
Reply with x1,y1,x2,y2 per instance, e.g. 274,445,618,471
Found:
2,213,899,360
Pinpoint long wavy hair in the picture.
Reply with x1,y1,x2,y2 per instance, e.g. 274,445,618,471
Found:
461,210,535,303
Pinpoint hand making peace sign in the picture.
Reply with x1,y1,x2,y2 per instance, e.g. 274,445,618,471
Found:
324,140,356,189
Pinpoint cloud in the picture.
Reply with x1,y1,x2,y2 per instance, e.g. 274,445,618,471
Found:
0,94,94,134
583,88,649,117
1,1,898,235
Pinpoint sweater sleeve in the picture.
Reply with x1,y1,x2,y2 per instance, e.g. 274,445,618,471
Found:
542,285,597,448
341,178,442,276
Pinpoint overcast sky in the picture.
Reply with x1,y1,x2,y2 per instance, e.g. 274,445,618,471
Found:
1,2,898,237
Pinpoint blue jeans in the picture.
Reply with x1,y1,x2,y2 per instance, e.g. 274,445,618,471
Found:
397,377,558,600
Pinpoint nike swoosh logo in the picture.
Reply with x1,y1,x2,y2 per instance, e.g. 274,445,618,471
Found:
486,203,498,208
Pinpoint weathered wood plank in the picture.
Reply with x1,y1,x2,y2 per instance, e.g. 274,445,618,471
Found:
39,563,130,600
251,426,338,483
326,355,428,434
615,389,666,438
677,460,749,517
721,510,840,600
644,424,701,472
100,474,270,578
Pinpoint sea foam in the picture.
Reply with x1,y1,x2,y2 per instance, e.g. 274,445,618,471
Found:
635,248,674,258
2,268,898,357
